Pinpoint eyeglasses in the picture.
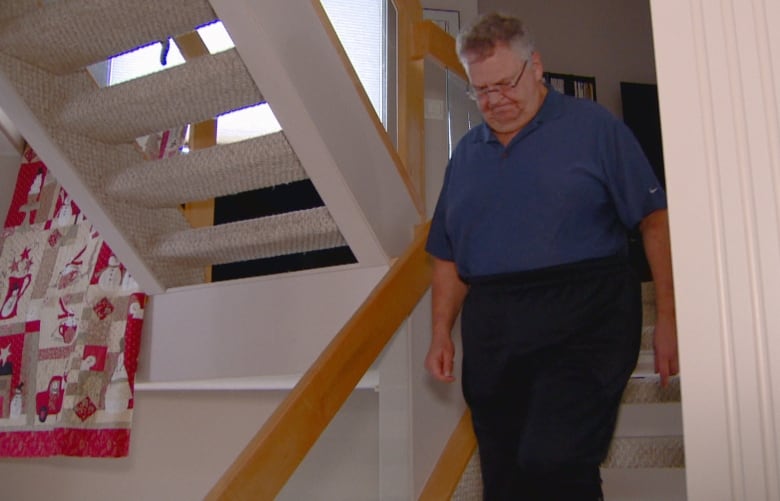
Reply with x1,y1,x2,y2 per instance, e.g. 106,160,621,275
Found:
466,60,529,101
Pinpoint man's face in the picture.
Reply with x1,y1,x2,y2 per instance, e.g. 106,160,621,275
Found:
464,44,545,139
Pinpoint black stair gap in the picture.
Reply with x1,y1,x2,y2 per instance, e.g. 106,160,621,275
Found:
211,179,356,281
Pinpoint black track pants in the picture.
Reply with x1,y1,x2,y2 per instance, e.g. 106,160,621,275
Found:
461,256,642,501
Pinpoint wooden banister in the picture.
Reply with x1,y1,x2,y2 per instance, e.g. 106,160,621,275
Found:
413,20,468,82
395,0,426,215
418,409,477,500
205,222,433,500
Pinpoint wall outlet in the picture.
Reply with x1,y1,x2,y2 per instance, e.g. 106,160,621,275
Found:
424,98,445,120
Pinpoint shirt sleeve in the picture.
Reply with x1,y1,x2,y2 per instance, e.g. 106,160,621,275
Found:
601,118,667,229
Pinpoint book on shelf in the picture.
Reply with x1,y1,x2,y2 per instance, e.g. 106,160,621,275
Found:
544,72,597,102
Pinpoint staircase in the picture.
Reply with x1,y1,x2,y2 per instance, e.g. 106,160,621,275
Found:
0,0,417,295
450,282,686,500
0,1,686,499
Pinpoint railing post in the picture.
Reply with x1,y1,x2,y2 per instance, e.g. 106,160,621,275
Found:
395,0,426,215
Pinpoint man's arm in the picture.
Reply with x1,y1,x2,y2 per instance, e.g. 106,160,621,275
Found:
639,208,679,387
425,257,469,382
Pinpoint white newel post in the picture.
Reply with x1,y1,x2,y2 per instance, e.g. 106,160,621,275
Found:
650,0,780,500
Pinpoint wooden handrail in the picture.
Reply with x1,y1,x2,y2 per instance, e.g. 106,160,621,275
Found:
395,0,426,215
418,409,477,500
205,222,433,500
412,20,468,82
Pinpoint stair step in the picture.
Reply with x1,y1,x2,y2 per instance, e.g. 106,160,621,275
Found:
0,0,217,74
452,436,684,499
151,207,346,266
601,468,687,501
58,49,262,143
107,132,306,207
603,436,685,469
642,281,656,326
0,0,39,23
451,453,482,501
449,375,683,499
641,325,654,351
622,376,681,404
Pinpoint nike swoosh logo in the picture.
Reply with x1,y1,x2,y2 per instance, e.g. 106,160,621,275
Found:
649,187,659,194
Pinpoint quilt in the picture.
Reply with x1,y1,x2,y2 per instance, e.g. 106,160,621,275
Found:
0,146,145,457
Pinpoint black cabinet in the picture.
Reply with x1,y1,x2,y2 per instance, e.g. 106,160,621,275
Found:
621,82,666,282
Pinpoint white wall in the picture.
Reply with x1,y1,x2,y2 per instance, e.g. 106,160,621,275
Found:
139,264,386,383
0,389,379,501
478,0,656,118
411,291,468,497
650,0,780,499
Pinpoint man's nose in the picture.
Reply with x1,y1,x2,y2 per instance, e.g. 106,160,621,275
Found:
485,89,505,104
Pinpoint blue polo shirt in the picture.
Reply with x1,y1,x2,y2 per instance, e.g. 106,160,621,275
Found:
426,87,666,279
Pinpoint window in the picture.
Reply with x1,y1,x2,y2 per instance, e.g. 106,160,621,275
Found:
319,0,388,125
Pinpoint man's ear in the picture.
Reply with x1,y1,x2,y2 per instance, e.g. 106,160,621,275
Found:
531,51,544,81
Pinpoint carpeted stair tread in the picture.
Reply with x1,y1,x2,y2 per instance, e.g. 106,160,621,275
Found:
641,326,655,352
642,281,656,327
0,0,218,74
151,207,346,267
451,453,483,501
50,129,205,288
622,377,681,404
58,49,263,143
107,132,306,207
602,436,685,469
452,435,684,499
0,0,40,24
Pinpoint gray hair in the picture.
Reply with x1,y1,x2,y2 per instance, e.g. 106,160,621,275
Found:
456,12,535,63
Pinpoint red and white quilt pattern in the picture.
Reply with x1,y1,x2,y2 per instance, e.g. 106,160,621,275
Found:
0,147,144,457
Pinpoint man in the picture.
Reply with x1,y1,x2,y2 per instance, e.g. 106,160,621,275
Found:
424,12,678,501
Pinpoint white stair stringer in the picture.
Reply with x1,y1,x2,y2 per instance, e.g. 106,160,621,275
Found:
0,0,217,74
151,207,345,267
211,0,418,265
107,132,306,207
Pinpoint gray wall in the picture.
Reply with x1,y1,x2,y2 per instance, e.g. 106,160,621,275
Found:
478,0,656,118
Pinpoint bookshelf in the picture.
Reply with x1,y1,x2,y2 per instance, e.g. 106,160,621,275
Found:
544,72,597,101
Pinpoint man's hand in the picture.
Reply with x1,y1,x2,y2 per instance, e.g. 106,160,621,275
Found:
639,209,679,388
653,314,679,387
425,334,456,382
426,257,467,383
